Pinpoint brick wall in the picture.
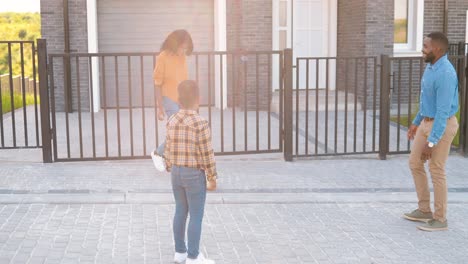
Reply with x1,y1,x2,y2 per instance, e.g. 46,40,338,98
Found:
226,0,272,111
337,0,394,109
40,0,90,112
425,0,468,43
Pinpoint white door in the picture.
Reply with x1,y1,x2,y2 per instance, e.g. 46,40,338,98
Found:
273,0,336,90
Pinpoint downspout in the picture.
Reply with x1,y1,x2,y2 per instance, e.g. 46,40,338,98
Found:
443,0,448,35
63,0,72,112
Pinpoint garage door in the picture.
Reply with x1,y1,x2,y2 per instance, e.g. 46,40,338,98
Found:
97,0,215,107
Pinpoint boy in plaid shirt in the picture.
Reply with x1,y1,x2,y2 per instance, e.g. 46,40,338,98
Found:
164,80,217,264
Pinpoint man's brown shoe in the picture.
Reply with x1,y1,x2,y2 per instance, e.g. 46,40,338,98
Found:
403,209,433,222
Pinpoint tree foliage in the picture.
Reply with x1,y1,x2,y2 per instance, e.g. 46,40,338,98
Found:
0,12,41,78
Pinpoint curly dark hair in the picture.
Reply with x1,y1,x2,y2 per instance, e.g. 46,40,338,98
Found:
160,29,193,55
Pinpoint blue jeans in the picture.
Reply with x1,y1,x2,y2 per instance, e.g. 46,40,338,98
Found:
157,96,179,156
171,166,207,259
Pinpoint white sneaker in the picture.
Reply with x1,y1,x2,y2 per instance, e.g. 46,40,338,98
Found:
186,253,215,264
151,149,166,172
174,252,187,263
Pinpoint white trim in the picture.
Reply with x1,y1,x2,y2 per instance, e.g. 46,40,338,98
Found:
394,0,424,54
87,0,100,112
214,0,227,109
466,11,468,44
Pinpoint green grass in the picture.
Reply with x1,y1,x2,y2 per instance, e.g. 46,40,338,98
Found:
391,109,460,147
1,92,39,114
394,19,408,43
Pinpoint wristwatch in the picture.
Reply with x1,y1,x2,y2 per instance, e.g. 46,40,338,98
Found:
428,142,434,148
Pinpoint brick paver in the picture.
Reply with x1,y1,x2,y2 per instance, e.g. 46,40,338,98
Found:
0,203,467,264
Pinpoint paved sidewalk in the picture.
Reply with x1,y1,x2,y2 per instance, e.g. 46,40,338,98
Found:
0,151,467,263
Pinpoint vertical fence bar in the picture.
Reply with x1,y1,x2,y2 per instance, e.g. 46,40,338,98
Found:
20,43,28,146
49,56,58,161
244,57,248,151
344,58,349,153
267,54,271,150
325,58,329,153
76,57,83,158
89,56,96,158
379,55,391,160
63,56,71,158
283,49,293,161
334,59,339,153
115,56,122,157
304,59,309,155
463,55,468,155
373,57,377,152
32,43,40,147
255,54,259,151
8,43,16,147
295,58,299,156
140,56,146,156
220,54,225,152
128,56,134,156
232,54,236,152
101,56,109,158
397,59,402,152
314,59,319,155
353,58,358,152
408,59,413,150
37,39,52,162
279,52,284,151
363,58,368,152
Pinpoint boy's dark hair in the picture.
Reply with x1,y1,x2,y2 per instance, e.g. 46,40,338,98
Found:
160,29,193,55
427,32,449,53
178,80,199,109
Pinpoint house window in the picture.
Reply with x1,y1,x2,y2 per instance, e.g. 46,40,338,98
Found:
394,0,424,54
394,0,408,44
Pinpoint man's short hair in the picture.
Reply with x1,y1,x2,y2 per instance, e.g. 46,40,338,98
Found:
178,80,199,109
427,32,449,53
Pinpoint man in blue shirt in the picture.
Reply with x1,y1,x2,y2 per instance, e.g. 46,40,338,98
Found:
403,32,459,231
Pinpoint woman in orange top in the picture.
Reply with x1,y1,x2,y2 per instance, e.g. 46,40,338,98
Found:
152,30,193,166
154,29,193,120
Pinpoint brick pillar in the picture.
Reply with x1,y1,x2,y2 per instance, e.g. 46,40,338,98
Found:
226,0,272,111
40,0,90,112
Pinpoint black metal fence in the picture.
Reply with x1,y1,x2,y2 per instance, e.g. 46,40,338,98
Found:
0,41,41,149
292,56,381,157
448,42,468,56
3,39,464,162
43,44,284,161
383,54,467,156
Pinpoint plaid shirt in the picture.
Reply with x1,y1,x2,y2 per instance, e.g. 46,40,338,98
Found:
164,109,217,181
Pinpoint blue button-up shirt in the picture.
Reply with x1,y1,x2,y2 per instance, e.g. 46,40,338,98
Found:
412,54,459,145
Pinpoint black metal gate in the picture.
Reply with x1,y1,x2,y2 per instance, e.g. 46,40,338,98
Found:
39,38,285,162
290,56,381,158
30,39,468,162
380,53,468,158
0,41,41,150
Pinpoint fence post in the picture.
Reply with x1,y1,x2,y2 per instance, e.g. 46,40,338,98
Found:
463,52,468,157
38,39,53,163
283,48,293,161
379,55,391,160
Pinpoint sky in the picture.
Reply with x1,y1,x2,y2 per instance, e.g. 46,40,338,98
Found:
0,0,40,13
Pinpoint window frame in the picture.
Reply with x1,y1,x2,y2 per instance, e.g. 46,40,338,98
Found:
394,0,424,55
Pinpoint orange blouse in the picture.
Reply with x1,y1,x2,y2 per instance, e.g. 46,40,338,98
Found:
153,50,188,103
